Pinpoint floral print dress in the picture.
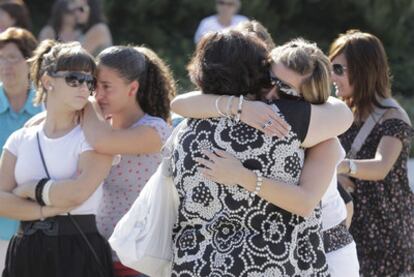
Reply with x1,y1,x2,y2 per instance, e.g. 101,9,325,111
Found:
171,99,330,277
339,118,414,277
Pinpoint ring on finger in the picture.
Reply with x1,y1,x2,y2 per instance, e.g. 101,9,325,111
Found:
262,119,273,130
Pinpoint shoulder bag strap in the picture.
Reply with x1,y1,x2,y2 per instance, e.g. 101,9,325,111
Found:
36,130,105,277
348,98,399,158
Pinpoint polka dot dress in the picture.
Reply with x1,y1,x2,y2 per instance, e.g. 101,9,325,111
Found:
340,118,414,276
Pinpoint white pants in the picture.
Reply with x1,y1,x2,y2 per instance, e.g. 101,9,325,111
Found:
326,241,359,277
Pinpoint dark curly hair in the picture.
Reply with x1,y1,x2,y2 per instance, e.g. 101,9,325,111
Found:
187,29,271,99
96,45,176,121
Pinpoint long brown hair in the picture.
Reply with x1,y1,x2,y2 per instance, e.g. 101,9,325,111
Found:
329,29,392,122
96,46,176,121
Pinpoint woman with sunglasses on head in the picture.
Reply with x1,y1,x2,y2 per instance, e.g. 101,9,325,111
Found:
0,39,115,277
169,30,353,276
38,0,82,43
171,37,359,276
330,29,414,277
71,0,112,56
81,45,174,277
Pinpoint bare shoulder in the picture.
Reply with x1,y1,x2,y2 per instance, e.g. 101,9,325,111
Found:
85,23,111,37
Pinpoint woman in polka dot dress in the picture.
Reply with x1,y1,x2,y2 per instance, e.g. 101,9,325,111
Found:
82,46,175,277
330,30,414,276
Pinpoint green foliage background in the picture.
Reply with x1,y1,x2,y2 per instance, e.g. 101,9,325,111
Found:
25,0,414,155
28,0,414,96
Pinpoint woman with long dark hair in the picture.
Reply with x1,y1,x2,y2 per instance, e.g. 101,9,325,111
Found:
38,0,82,43
82,45,175,277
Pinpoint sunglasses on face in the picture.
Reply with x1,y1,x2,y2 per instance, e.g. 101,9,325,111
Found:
69,5,88,13
49,71,96,92
269,71,302,98
216,0,236,7
331,63,347,76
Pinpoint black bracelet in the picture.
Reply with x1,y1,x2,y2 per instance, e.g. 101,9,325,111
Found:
35,178,49,206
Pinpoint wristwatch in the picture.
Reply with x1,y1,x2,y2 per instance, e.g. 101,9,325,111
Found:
348,159,357,175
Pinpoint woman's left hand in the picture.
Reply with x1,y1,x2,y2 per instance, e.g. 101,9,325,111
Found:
13,181,37,200
196,149,248,186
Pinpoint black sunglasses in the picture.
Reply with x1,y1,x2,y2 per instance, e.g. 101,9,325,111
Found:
49,71,96,92
269,71,302,98
332,63,347,76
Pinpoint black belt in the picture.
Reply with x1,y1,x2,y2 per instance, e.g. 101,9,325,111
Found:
323,220,354,253
18,214,98,236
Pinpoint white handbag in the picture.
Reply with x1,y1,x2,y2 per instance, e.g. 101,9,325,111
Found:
109,122,185,277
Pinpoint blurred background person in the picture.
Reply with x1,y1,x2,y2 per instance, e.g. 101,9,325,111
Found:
235,19,275,50
194,0,247,44
331,29,414,276
38,0,82,43
0,0,31,33
0,26,40,268
71,0,112,56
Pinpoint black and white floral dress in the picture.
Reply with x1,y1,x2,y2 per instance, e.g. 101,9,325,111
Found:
171,99,329,277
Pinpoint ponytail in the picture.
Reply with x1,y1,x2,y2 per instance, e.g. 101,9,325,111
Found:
135,47,176,121
29,39,57,105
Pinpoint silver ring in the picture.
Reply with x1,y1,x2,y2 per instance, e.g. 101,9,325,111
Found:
262,119,273,130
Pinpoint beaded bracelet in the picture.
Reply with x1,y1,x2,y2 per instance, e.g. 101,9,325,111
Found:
248,171,263,205
235,95,244,122
35,178,49,206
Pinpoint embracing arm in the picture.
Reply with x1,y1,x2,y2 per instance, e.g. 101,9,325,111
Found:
199,138,342,217
302,97,353,148
15,150,113,208
171,91,290,137
0,150,70,220
82,101,162,155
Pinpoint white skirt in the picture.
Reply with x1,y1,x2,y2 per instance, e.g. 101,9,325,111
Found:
326,241,359,277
